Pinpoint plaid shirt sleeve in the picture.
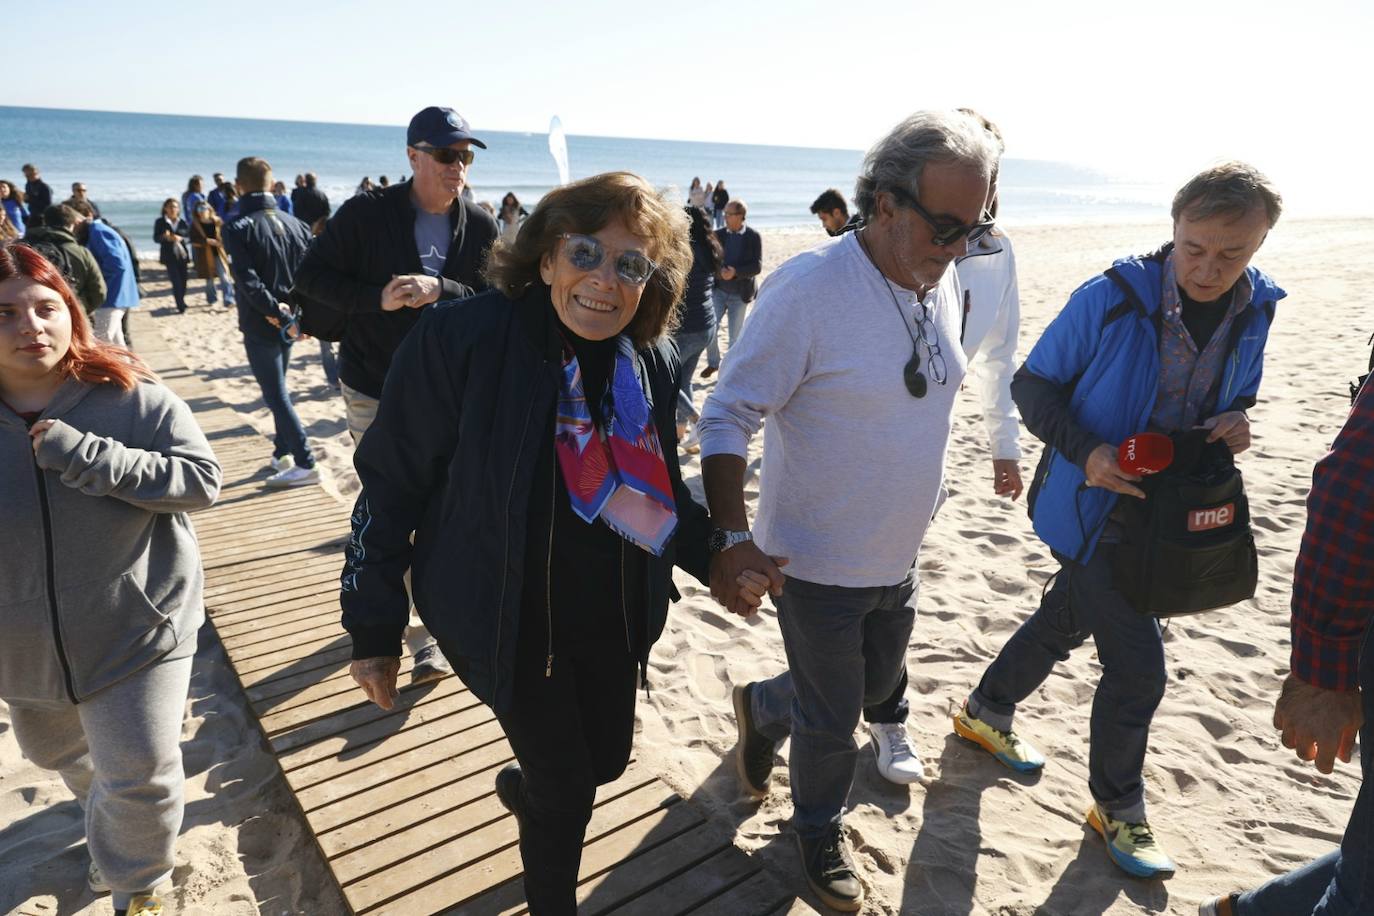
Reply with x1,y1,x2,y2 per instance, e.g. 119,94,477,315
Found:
1289,381,1374,691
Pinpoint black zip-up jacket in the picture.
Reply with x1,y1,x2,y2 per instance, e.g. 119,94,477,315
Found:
221,193,314,341
292,181,500,398
290,185,331,227
340,286,713,716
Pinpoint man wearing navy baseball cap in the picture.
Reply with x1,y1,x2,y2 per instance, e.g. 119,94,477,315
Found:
295,106,499,685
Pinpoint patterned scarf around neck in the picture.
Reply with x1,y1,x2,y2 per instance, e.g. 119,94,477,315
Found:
554,334,678,556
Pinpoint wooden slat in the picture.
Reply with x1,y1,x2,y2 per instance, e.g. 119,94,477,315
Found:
350,778,685,913
688,872,794,916
313,738,515,843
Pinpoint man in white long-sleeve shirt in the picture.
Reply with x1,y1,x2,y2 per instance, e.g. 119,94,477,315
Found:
697,109,998,911
855,110,1025,755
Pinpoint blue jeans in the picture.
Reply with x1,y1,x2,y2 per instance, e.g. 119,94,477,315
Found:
1237,627,1373,914
968,545,1167,823
672,326,714,425
706,289,747,370
751,571,917,838
242,333,314,468
319,339,340,387
206,259,235,305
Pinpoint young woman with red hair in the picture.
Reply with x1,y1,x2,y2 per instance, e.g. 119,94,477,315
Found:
0,242,221,916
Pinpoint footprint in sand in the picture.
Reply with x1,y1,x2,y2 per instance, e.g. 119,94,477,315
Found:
691,653,730,701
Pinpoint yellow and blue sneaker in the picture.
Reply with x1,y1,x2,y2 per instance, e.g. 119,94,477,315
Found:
1086,802,1176,879
115,894,164,916
952,702,1045,773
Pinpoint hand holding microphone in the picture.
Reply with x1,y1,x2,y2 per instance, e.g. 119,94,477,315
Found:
1083,432,1174,499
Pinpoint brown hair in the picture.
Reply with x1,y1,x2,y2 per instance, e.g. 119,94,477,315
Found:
485,171,691,346
1171,161,1282,228
0,243,155,390
235,156,273,193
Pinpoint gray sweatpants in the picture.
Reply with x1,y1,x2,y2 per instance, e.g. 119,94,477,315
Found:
8,653,193,909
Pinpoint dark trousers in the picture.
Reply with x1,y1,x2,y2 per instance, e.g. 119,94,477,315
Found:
241,334,314,468
165,259,188,312
495,639,638,915
750,571,917,838
968,545,1167,822
1238,625,1373,914
863,667,910,724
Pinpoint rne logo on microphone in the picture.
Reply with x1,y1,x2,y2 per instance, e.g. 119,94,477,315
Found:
1188,503,1235,532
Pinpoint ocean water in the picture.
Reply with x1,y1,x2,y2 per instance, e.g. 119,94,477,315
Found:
0,105,1173,254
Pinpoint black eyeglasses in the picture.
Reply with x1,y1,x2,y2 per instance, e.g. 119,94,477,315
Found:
901,301,947,398
887,186,994,248
411,145,475,167
559,233,657,286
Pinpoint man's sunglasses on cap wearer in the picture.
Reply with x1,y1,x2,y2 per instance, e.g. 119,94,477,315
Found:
559,233,657,285
887,186,994,248
411,145,476,167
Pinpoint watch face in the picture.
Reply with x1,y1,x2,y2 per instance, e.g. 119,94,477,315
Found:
708,529,726,552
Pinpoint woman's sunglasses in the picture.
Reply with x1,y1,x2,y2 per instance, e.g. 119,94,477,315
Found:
888,186,994,248
411,145,476,167
559,233,657,286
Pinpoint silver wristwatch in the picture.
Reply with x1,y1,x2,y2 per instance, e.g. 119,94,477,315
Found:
708,527,753,553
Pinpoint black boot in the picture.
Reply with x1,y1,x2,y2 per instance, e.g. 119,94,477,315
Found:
795,825,864,911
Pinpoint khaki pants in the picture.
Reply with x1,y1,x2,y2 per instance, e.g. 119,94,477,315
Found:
341,380,434,655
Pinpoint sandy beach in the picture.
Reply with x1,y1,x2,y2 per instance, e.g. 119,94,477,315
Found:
2,216,1370,915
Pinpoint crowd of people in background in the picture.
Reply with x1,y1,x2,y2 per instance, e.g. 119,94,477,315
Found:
4,103,1373,916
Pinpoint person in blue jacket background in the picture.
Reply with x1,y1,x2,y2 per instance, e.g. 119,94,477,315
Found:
951,162,1286,880
70,199,139,347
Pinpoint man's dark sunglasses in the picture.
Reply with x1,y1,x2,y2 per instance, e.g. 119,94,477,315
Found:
412,145,476,167
888,186,994,247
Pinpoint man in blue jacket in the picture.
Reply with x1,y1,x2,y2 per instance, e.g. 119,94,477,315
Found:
952,162,1286,879
221,156,319,489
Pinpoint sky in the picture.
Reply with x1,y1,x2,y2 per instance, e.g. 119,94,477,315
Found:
14,0,1373,213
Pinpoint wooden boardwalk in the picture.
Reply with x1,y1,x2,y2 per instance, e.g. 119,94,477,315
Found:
137,314,799,915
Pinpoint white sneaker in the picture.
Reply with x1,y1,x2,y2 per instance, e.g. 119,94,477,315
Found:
869,722,925,783
411,643,453,684
269,455,294,473
88,860,109,893
680,422,701,454
265,465,320,489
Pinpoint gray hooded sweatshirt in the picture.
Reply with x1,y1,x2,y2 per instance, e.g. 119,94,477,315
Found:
1,378,221,704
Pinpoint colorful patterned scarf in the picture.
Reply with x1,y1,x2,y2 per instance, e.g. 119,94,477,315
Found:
554,335,678,556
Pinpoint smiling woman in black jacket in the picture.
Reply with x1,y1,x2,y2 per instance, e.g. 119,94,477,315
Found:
340,172,752,914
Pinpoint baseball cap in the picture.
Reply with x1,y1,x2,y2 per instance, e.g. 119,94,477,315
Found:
407,106,487,150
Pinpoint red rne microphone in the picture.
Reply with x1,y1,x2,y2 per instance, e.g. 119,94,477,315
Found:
1118,432,1173,475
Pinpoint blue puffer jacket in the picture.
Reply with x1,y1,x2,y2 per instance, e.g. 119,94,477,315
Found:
86,220,140,310
1021,246,1286,562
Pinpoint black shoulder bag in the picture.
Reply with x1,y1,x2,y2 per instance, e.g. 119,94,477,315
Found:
1111,429,1258,617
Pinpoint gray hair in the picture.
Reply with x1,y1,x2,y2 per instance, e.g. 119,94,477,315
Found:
1171,161,1282,228
854,110,1000,222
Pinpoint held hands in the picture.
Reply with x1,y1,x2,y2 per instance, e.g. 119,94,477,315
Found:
1084,442,1145,499
381,274,441,312
709,541,788,617
1201,411,1251,455
28,419,56,454
1273,673,1363,774
351,656,401,710
719,266,737,282
992,458,1023,500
